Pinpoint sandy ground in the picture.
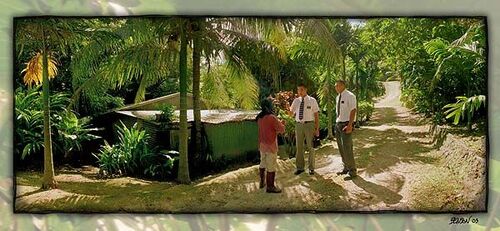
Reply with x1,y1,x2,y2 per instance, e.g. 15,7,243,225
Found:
15,81,486,213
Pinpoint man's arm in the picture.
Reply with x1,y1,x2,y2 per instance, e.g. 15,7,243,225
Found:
288,99,296,117
314,111,319,137
313,98,320,136
348,108,356,126
343,95,357,134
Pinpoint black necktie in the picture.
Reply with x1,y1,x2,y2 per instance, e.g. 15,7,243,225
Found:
337,93,342,119
299,98,305,120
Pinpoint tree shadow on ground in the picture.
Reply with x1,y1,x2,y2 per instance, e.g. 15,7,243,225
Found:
352,176,403,205
15,172,176,212
353,126,437,177
367,107,426,127
186,155,352,212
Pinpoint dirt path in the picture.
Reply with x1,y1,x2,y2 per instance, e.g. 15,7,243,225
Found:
16,81,482,212
177,81,440,212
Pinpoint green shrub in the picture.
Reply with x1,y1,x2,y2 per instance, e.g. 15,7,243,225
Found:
15,87,69,159
401,88,433,114
144,152,177,178
56,111,101,158
277,109,296,157
156,104,176,123
15,88,44,159
357,101,375,122
319,112,329,131
93,122,176,179
443,95,486,130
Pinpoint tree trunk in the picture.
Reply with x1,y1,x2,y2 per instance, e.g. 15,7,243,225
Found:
327,100,333,139
134,75,148,103
177,25,190,184
326,68,334,139
41,48,57,190
192,22,202,160
342,54,346,81
355,63,360,127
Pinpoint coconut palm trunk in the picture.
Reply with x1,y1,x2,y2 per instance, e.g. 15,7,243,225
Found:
326,68,334,139
342,54,346,81
355,62,360,127
192,22,202,159
41,46,57,189
177,25,190,184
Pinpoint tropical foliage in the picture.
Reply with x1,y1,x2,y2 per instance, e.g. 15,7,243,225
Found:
443,95,486,129
15,87,101,161
15,87,67,160
93,122,176,178
56,111,101,159
365,18,487,127
14,17,487,188
156,104,177,123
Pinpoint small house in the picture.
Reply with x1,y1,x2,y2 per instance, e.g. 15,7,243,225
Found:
96,93,260,163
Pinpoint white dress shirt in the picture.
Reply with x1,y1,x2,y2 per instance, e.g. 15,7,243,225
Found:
290,95,319,122
336,89,357,123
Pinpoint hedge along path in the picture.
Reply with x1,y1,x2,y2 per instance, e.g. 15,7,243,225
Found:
15,82,485,212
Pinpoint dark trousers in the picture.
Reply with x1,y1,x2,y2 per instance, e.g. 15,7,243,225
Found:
335,122,356,172
295,122,315,171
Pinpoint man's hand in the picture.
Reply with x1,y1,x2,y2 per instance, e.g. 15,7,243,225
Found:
342,124,353,134
315,128,320,137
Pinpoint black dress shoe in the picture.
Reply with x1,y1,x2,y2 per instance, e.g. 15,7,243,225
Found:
294,170,304,175
309,170,315,175
336,169,349,175
343,175,354,181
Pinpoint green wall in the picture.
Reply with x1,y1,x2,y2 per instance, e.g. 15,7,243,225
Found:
204,120,258,160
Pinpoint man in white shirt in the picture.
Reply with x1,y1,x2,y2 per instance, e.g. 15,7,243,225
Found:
334,79,357,179
289,83,320,175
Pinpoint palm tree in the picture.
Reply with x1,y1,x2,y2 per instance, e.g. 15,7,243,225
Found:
69,18,178,108
426,22,486,130
291,19,344,139
16,18,86,189
177,21,190,184
190,19,203,161
64,18,190,182
347,33,368,126
70,17,290,183
189,18,289,158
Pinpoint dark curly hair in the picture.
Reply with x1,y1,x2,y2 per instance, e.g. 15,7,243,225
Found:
256,98,275,120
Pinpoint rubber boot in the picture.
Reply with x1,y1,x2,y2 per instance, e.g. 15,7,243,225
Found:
266,172,282,193
259,168,266,189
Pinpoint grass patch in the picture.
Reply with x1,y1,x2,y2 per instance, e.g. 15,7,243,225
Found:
409,168,466,211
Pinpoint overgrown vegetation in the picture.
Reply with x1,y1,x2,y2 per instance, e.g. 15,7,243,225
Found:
15,87,100,161
93,122,177,179
14,17,487,188
357,101,375,124
365,18,486,128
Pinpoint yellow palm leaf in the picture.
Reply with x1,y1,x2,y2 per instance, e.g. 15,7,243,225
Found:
21,52,58,87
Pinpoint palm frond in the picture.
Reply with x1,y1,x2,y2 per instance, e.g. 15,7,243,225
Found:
443,95,486,125
201,66,233,109
21,52,58,87
298,19,343,68
227,64,259,110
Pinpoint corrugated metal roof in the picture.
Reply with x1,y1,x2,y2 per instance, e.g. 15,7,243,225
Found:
115,109,259,124
115,92,206,111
